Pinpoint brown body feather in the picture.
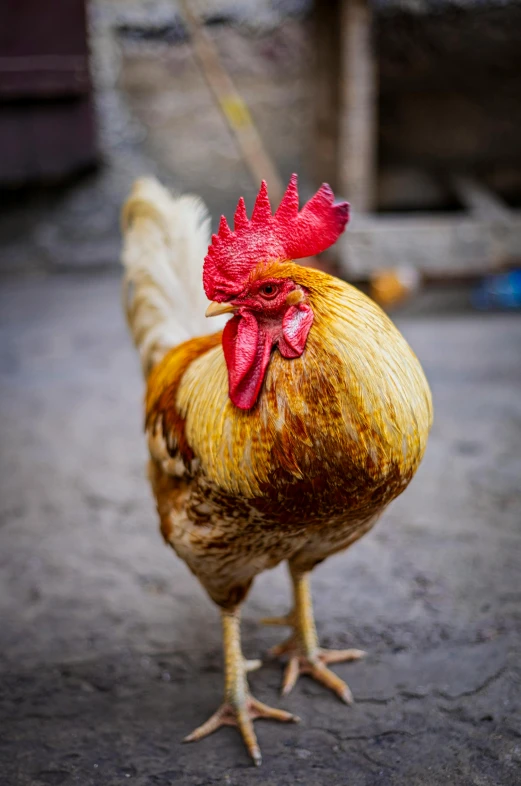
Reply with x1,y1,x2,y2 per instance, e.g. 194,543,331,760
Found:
145,264,432,609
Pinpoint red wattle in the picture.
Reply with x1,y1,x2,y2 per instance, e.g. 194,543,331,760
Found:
279,303,314,358
222,313,273,410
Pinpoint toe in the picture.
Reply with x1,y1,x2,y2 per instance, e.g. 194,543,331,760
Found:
236,706,262,766
308,661,354,704
268,635,296,658
320,648,366,665
250,698,300,723
281,657,300,696
184,706,230,742
244,658,262,672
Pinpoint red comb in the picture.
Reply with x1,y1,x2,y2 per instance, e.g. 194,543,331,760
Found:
203,174,349,301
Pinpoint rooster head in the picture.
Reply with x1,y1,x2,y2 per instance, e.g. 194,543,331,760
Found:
203,174,349,410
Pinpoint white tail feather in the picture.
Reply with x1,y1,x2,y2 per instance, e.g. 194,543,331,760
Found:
121,177,220,376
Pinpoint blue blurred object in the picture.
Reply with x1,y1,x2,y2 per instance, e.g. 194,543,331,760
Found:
472,270,521,310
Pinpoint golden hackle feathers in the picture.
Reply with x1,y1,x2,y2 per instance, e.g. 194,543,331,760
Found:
121,177,226,377
147,263,433,506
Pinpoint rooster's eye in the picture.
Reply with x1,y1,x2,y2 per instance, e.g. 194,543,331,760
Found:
260,283,278,299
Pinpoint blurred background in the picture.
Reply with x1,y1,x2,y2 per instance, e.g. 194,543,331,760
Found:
2,0,521,292
1,1,520,784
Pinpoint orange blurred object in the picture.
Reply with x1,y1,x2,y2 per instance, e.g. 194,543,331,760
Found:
369,266,422,307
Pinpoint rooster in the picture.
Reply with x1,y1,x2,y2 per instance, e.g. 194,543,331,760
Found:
121,174,432,766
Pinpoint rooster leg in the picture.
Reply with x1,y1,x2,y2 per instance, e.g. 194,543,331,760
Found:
184,608,299,766
265,566,366,703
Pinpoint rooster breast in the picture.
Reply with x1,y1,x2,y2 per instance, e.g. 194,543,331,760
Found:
176,277,431,516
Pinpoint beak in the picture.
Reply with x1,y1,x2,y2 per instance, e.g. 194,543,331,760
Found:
205,300,235,318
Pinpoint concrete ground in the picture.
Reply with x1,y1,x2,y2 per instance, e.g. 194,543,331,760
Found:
0,273,520,786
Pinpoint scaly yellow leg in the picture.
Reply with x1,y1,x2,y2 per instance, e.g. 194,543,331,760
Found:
263,565,366,703
184,608,299,766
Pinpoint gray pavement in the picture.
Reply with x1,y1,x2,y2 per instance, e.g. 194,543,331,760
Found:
0,272,520,785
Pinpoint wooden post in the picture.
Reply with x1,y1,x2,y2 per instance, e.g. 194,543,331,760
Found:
311,0,341,192
338,0,377,213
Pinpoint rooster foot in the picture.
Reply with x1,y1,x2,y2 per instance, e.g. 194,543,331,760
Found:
185,610,298,766
262,565,366,704
184,695,299,766
268,634,365,703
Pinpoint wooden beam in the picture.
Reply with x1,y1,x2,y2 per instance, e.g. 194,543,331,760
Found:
338,211,521,280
